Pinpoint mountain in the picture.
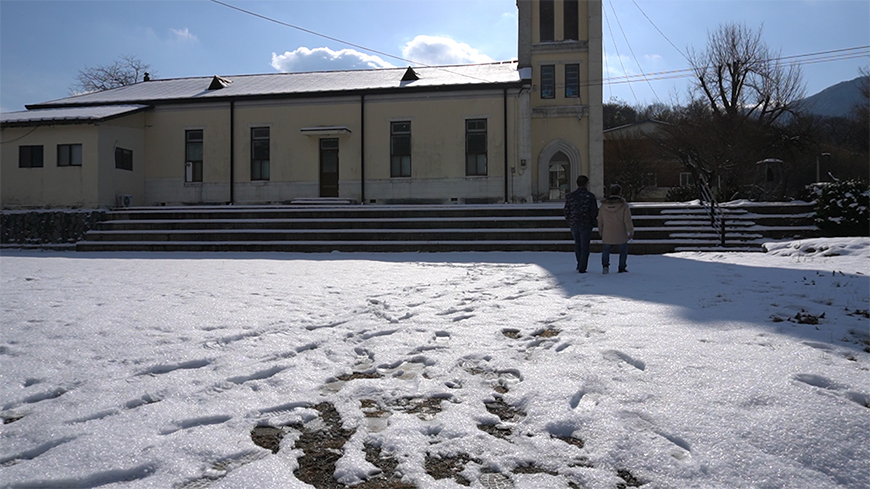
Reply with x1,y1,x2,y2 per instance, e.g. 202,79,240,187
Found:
799,76,867,118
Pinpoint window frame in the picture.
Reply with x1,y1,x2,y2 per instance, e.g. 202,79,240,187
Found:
680,172,695,187
390,121,411,178
18,145,44,168
114,147,133,171
250,127,270,181
540,65,556,99
564,0,579,41
539,0,554,42
565,64,580,98
465,118,488,176
57,143,82,167
185,129,204,183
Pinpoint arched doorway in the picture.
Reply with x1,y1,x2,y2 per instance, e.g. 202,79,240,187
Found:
538,139,583,200
548,151,570,200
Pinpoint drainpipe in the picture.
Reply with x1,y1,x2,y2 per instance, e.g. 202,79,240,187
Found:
360,94,366,204
503,88,509,203
230,100,235,204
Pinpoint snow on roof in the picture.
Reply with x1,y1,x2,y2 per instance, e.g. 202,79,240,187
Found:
0,105,149,126
28,62,522,109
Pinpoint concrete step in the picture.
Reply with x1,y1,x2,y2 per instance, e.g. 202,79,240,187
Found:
75,239,761,254
77,202,819,253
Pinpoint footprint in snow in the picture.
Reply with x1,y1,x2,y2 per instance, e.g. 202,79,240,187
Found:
160,415,232,435
794,373,870,408
603,350,646,371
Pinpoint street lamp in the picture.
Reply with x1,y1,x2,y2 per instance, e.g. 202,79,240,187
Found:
816,152,831,182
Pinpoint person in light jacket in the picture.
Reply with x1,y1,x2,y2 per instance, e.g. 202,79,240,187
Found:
597,184,634,274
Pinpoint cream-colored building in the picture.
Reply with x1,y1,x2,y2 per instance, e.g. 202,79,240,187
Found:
1,0,602,208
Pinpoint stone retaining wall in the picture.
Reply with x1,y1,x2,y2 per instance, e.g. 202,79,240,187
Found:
1,210,108,246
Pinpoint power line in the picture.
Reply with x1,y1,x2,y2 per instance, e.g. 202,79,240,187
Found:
208,0,417,67
212,0,867,101
610,0,868,99
603,1,638,103
608,0,660,102
599,46,869,89
631,0,689,62
207,0,496,85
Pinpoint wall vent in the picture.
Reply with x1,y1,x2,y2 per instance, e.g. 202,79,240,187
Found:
208,75,232,90
401,67,419,82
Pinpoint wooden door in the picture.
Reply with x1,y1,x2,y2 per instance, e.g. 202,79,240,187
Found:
319,138,339,197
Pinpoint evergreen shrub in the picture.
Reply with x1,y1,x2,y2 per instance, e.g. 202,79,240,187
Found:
805,179,870,237
665,186,700,202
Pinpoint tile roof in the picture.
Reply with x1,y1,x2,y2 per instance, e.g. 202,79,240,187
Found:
0,105,149,126
29,62,522,109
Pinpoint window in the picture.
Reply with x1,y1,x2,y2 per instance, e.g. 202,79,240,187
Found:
251,127,270,181
19,145,43,168
680,172,694,187
541,65,555,99
115,147,133,171
565,64,580,98
539,0,554,42
185,129,203,182
57,144,82,167
465,119,487,176
390,121,411,177
564,0,579,40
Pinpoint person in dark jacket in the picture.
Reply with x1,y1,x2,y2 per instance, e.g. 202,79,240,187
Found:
563,175,599,273
597,184,634,274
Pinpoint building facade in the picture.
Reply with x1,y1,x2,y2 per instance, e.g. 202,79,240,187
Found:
604,119,685,202
1,1,603,208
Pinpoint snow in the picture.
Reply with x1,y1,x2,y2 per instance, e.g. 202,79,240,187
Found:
1,238,868,489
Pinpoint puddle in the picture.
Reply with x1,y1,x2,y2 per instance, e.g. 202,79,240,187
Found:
425,452,479,486
360,399,391,433
250,425,285,454
381,361,425,380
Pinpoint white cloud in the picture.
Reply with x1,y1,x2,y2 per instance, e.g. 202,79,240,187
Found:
401,35,494,66
271,47,394,73
603,52,635,78
171,28,197,42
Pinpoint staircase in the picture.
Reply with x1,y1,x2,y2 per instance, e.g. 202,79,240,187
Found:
75,202,818,253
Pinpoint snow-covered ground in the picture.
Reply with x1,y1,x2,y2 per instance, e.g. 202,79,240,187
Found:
1,238,868,489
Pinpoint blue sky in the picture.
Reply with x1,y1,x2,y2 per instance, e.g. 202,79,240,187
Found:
1,0,868,112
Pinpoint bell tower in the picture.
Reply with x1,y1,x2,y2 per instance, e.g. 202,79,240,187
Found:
516,0,603,199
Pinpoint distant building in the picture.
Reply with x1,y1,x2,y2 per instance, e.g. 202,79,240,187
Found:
1,0,603,208
604,119,684,201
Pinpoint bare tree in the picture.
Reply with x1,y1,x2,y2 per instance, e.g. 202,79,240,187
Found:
655,22,807,201
689,22,804,126
70,55,153,94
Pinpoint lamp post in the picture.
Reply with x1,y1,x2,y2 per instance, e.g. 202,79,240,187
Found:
816,152,831,182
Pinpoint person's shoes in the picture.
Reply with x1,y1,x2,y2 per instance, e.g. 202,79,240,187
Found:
602,266,609,274
578,269,587,274
618,268,628,273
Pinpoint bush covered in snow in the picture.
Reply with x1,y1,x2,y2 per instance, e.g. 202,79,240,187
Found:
806,179,869,236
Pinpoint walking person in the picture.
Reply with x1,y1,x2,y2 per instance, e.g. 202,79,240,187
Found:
598,184,634,274
563,175,598,273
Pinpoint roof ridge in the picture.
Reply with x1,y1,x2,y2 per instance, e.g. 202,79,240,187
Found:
136,60,519,82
